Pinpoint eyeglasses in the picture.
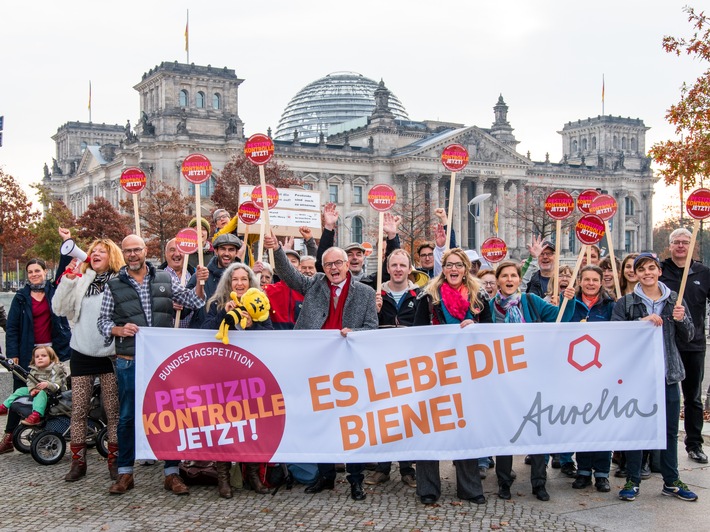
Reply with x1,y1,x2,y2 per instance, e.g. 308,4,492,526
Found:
323,260,345,269
670,240,691,246
217,213,230,220
444,262,465,270
539,251,554,258
482,281,496,286
419,253,434,258
122,247,144,256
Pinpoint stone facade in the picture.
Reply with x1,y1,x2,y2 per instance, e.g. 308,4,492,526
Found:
43,61,655,259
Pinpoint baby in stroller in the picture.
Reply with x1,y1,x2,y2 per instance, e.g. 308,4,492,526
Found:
0,346,67,426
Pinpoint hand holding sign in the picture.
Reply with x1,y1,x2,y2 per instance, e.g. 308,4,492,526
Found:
545,190,575,304
368,184,397,290
173,228,199,328
589,194,621,298
244,134,276,265
181,154,213,280
441,144,469,251
121,167,147,237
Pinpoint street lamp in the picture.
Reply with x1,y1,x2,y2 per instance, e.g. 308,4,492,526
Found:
468,193,491,251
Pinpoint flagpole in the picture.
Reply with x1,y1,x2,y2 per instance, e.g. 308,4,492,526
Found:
88,80,92,123
601,74,605,116
185,9,189,64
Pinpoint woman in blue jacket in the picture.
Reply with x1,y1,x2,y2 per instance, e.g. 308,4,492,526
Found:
488,260,575,502
569,265,615,492
0,258,71,455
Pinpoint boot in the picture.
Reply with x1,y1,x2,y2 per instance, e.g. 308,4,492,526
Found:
216,461,233,499
107,442,119,481
65,443,87,481
0,433,14,455
246,463,270,494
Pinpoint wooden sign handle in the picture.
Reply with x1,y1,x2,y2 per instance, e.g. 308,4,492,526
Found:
556,244,586,322
174,257,190,328
195,190,204,285
445,171,456,250
376,211,385,291
552,219,562,303
603,220,622,299
677,218,701,303
132,194,141,237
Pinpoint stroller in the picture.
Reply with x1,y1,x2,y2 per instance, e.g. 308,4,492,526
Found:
0,354,108,465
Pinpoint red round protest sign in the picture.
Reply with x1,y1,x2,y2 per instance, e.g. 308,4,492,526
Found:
244,133,275,166
589,194,618,221
480,237,508,264
367,184,397,212
544,190,575,220
575,214,606,245
686,188,710,220
362,242,374,257
441,144,470,172
181,154,213,185
238,201,261,225
175,228,199,255
142,342,286,462
576,189,599,214
120,167,147,194
251,185,279,210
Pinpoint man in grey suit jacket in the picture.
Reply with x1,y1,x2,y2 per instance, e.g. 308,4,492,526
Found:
264,232,377,501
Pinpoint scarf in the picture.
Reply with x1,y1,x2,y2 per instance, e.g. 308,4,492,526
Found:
439,282,473,323
27,281,46,293
494,291,526,323
86,271,116,297
323,273,352,330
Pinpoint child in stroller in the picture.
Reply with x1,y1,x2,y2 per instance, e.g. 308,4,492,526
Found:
0,346,67,425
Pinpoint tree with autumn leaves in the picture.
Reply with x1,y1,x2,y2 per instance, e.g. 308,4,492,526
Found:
0,169,39,284
650,6,710,197
212,154,300,215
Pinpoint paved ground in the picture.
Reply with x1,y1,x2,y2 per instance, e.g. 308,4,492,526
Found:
0,447,707,531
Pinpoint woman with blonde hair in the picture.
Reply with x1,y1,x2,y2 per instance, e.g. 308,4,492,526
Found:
412,248,491,505
619,253,640,296
53,228,125,482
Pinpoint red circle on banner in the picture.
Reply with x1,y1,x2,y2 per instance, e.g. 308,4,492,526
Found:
480,237,508,264
441,144,470,172
120,167,147,194
686,188,710,220
362,242,374,257
181,154,213,185
251,185,279,210
575,214,606,245
175,228,199,255
589,194,618,221
544,190,575,220
238,201,261,225
244,133,275,166
142,342,286,462
577,189,599,214
367,184,397,212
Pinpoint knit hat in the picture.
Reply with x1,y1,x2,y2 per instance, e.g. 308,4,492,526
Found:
188,217,211,234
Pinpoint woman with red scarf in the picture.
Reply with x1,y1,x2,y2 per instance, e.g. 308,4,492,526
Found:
412,248,491,505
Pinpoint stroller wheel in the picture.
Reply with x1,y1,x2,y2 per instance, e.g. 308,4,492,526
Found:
96,426,109,459
30,430,66,465
12,425,37,454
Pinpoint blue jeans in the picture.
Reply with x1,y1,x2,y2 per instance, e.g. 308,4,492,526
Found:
116,357,178,476
625,382,680,485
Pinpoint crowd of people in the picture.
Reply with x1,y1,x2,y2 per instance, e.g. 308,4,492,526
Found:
0,202,707,507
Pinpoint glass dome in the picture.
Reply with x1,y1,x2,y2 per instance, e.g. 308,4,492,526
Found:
275,72,409,142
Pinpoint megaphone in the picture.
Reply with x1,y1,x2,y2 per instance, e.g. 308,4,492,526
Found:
60,239,88,263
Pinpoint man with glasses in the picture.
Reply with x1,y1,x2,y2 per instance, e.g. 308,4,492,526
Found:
263,230,378,501
660,228,710,464
416,243,436,277
526,240,557,298
98,234,208,496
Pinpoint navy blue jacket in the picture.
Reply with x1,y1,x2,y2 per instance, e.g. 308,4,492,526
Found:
5,284,71,371
570,293,615,323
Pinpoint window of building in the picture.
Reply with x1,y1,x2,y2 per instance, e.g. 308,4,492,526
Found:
625,196,635,215
179,89,188,107
213,93,221,109
613,136,618,149
630,137,637,151
625,230,633,252
622,137,627,150
329,184,339,203
80,141,87,152
591,136,597,150
351,216,363,243
572,139,578,153
353,185,363,204
196,91,205,108
581,138,588,151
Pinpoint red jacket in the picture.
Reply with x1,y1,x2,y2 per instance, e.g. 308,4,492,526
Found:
264,281,304,330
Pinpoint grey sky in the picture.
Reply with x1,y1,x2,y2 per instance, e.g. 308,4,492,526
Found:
0,0,703,223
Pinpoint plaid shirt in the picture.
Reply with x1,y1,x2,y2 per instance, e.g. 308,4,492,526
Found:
164,265,193,328
98,263,204,346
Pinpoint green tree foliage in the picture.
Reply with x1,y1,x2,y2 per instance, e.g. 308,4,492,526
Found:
0,169,39,283
650,7,710,191
27,184,76,265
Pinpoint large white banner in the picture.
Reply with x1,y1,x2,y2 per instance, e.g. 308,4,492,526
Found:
135,322,666,462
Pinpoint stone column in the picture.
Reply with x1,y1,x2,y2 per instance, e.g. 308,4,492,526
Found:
496,178,507,241
616,189,626,252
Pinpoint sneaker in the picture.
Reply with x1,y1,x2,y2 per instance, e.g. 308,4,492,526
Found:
560,462,577,478
614,467,628,478
364,471,390,485
640,462,651,479
572,475,592,489
619,480,639,501
20,411,42,426
687,448,709,464
662,480,698,501
0,404,8,416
